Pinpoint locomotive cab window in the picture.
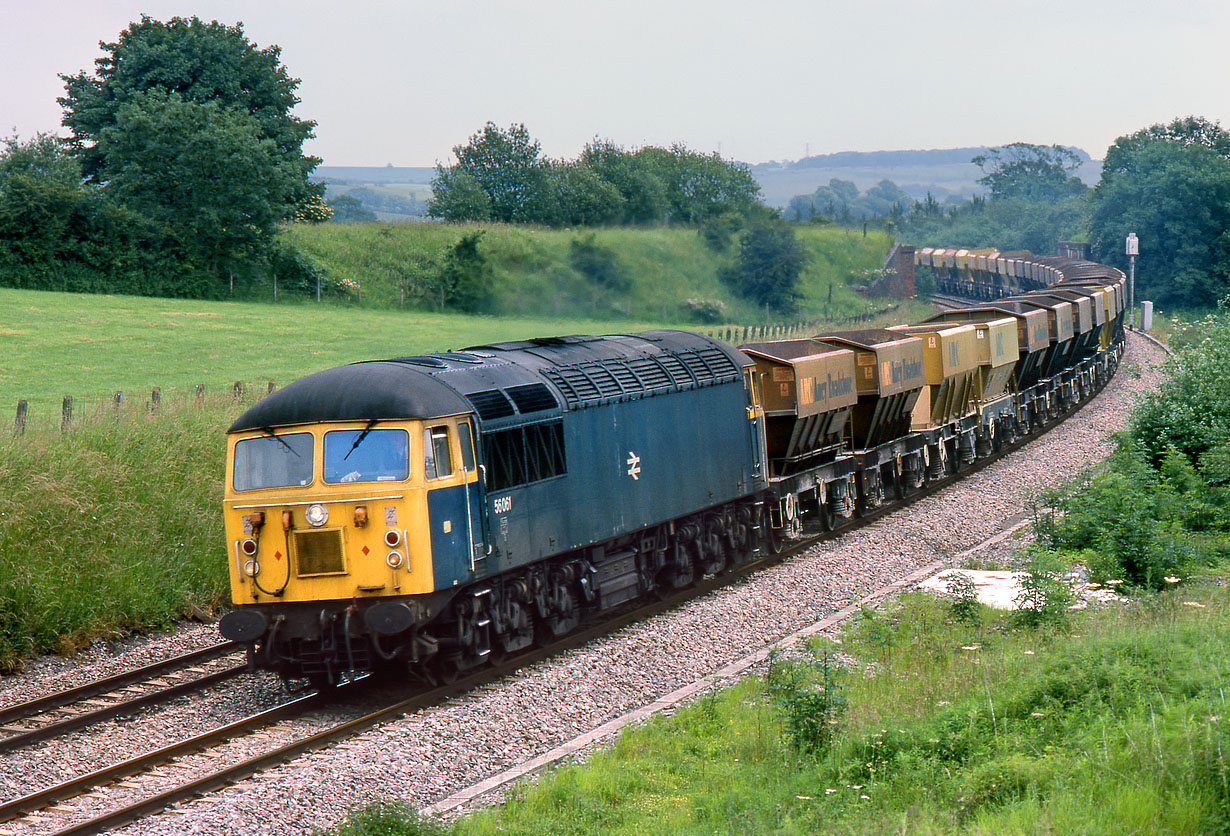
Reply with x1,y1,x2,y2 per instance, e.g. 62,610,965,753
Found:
323,428,409,483
233,433,314,491
459,420,476,473
424,426,454,480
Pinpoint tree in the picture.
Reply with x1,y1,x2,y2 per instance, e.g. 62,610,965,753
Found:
720,218,808,313
326,195,377,223
57,15,322,292
579,139,667,224
60,15,319,196
1090,118,1230,306
431,122,546,224
646,144,761,224
426,168,492,222
971,143,1087,202
551,161,626,226
96,89,302,291
0,133,151,293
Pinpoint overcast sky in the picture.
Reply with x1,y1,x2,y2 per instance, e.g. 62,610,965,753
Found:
3,0,1227,167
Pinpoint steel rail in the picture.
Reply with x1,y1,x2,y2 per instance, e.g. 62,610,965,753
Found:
0,690,326,823
0,664,247,754
0,641,240,727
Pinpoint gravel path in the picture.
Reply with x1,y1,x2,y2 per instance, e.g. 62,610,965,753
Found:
0,333,1169,836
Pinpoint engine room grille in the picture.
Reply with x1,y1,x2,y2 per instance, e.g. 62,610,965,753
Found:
541,349,741,409
505,383,559,414
465,389,516,421
294,530,346,576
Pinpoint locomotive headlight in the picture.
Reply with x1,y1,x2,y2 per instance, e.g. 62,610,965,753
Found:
384,529,402,547
353,505,368,528
240,538,258,556
386,551,403,568
243,559,260,577
304,503,329,527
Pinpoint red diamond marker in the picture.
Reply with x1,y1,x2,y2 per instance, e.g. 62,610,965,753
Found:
362,546,370,555
274,551,283,561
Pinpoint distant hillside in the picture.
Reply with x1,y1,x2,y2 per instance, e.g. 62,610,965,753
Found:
312,165,435,185
751,147,1102,208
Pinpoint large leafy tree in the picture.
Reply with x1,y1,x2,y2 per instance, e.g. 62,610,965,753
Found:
1090,117,1230,306
57,15,322,292
97,89,302,287
60,16,318,188
579,139,667,224
972,143,1087,202
638,144,761,224
431,122,546,224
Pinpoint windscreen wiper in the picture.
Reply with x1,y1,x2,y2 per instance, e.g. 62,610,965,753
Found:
262,427,300,456
343,419,380,461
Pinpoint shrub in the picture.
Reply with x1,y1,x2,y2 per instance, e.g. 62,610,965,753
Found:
944,573,981,624
1012,548,1073,628
767,650,847,756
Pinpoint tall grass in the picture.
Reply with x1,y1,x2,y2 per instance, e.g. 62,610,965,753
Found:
0,394,241,670
328,584,1229,835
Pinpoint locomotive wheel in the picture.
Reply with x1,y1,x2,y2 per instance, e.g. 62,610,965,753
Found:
766,521,785,555
429,654,463,685
498,602,535,657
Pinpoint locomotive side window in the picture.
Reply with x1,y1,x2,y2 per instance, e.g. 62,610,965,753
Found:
481,421,566,491
323,429,409,483
424,426,454,480
525,422,566,482
482,428,525,491
233,433,314,491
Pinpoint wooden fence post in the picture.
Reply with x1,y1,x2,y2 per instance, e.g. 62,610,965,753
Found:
233,381,244,400
14,400,27,434
150,386,161,413
113,391,123,416
267,380,276,395
195,384,205,404
61,395,73,431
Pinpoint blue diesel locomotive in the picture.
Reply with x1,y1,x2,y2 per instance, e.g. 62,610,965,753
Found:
219,252,1127,685
220,331,769,683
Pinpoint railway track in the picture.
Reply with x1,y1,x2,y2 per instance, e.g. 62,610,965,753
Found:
930,292,976,310
0,643,245,755
0,353,1118,836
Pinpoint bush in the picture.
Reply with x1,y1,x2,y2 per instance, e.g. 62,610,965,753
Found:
568,233,629,292
944,572,980,624
766,650,847,755
1012,548,1073,628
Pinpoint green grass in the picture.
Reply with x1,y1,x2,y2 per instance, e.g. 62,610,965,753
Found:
0,395,238,669
0,287,678,421
330,582,1230,836
282,222,895,323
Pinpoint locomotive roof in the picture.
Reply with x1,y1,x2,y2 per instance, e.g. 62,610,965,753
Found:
228,329,750,433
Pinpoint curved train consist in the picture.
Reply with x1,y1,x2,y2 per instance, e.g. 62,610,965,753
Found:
219,249,1128,685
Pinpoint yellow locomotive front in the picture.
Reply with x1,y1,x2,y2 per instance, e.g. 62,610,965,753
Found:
218,359,488,684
